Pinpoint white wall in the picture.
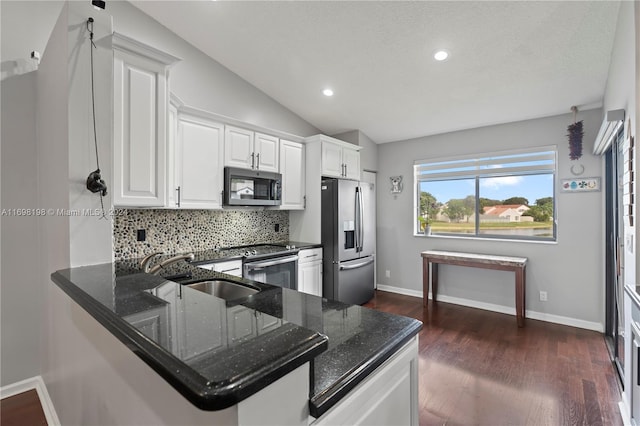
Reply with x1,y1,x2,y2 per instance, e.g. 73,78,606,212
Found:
603,0,637,286
376,109,605,330
107,1,319,138
0,71,41,386
332,129,379,173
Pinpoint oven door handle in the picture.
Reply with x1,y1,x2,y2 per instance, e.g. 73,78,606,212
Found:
244,255,299,270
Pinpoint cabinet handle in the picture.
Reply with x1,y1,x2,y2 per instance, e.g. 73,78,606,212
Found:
303,195,306,209
344,164,347,177
304,254,319,258
256,153,260,169
251,152,255,169
176,186,181,207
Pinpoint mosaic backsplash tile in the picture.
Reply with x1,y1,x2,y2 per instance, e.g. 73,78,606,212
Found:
113,209,289,261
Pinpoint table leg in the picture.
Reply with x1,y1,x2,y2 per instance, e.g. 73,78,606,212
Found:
422,258,429,308
515,266,525,327
432,263,438,302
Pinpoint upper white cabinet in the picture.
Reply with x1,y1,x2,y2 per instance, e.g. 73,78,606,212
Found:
312,135,361,181
171,108,224,209
279,140,306,210
112,33,180,207
224,125,279,172
255,132,279,172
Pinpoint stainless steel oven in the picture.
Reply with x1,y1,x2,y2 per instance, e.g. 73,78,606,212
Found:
243,254,299,290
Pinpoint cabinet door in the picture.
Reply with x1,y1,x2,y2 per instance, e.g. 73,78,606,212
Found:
256,312,282,335
298,261,322,297
280,140,305,210
255,133,279,172
227,306,257,344
178,290,227,360
342,147,361,181
224,126,254,169
298,249,323,296
113,50,168,207
176,116,223,209
321,142,344,178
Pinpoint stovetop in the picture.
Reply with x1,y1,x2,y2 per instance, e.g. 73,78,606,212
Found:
217,244,299,260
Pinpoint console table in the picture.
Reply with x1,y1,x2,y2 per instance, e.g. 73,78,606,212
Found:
421,250,528,327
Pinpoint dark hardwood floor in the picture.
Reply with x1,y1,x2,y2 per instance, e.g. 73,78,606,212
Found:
0,389,47,426
364,290,623,426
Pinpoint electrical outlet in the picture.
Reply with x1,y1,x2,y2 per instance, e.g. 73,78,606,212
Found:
385,270,390,278
539,291,548,302
274,223,280,232
137,229,146,242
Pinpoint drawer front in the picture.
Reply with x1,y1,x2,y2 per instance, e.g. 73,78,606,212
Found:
298,248,323,264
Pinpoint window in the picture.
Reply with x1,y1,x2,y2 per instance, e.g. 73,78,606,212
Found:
414,147,556,241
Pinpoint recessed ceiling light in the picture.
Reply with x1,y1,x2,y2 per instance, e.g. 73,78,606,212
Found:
433,50,449,61
323,88,334,97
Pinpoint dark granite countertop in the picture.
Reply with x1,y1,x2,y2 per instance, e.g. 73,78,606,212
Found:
51,249,421,416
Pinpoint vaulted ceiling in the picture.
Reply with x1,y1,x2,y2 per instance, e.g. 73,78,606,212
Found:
131,1,621,143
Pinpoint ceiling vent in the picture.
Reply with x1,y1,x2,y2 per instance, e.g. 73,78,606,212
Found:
593,109,625,155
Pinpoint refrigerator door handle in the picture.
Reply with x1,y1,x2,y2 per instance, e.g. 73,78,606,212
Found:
358,185,364,252
339,257,375,270
354,187,360,251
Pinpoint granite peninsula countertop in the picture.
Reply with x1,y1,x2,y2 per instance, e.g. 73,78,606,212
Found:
51,245,421,416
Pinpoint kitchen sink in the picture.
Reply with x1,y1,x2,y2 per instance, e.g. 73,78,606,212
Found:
186,279,259,300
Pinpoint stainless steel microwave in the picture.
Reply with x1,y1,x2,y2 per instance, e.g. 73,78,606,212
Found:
223,167,282,206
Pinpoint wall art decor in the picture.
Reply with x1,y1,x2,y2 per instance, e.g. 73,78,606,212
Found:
561,177,600,192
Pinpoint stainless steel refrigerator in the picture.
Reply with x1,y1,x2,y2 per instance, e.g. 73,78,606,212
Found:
321,178,375,305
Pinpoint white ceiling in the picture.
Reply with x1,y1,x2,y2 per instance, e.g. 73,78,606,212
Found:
131,1,621,143
1,1,621,144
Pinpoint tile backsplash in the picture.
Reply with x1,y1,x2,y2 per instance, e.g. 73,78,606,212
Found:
113,209,289,261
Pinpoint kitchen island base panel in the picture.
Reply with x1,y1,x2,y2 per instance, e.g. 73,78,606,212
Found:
311,336,419,426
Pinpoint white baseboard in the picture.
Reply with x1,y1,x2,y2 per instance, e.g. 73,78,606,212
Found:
619,399,631,426
1,376,61,426
376,284,604,332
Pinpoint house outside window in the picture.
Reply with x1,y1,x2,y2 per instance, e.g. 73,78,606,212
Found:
414,147,557,241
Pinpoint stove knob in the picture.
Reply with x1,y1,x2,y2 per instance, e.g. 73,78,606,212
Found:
286,245,291,250
252,250,258,255
244,251,251,256
291,245,296,249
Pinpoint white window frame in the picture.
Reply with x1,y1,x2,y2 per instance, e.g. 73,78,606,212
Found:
414,146,557,241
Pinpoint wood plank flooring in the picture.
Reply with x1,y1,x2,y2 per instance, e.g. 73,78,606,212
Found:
0,389,47,426
364,290,624,426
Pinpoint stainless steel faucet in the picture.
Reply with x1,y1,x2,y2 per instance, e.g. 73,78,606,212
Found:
140,252,195,275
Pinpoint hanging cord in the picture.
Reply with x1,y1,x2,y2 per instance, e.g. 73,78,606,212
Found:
85,17,109,220
571,105,578,123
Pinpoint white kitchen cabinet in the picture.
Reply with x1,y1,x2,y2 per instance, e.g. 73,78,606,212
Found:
179,288,227,361
279,140,306,210
224,126,279,172
112,33,180,207
298,248,323,296
256,312,282,335
311,336,419,426
254,132,279,172
227,306,257,344
171,111,224,209
198,259,243,277
318,136,361,181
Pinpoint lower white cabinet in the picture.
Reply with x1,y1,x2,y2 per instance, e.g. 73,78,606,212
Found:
298,248,322,296
198,260,242,277
311,336,419,426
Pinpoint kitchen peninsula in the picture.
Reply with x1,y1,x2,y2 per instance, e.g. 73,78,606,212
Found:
51,254,422,425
